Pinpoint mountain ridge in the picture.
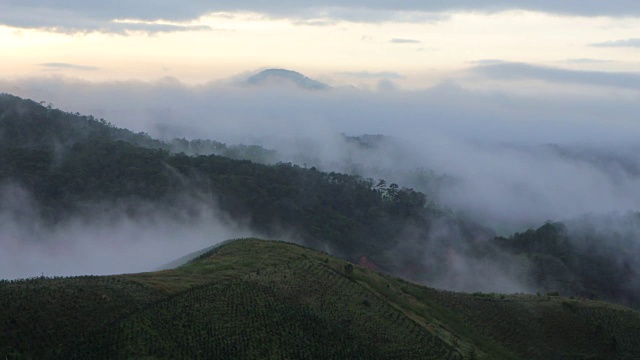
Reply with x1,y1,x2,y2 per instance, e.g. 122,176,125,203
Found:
246,68,330,90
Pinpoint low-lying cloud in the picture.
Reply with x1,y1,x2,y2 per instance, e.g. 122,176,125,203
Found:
0,183,255,280
2,62,640,263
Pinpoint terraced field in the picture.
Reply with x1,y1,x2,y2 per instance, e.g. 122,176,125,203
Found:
2,239,640,359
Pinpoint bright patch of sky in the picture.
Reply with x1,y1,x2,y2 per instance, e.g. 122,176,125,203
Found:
1,6,638,89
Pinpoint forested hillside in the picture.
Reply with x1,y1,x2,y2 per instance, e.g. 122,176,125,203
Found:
0,93,464,268
491,219,640,309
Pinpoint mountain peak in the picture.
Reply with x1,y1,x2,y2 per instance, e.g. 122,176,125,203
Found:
246,68,330,90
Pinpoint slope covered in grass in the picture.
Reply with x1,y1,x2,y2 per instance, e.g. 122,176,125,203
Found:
2,239,640,359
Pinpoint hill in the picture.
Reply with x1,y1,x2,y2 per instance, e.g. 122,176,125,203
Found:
246,69,330,90
2,239,640,359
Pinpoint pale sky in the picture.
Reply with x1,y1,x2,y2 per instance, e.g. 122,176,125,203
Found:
1,2,639,88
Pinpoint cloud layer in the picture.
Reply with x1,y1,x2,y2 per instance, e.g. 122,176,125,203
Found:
592,38,640,48
1,1,639,33
473,62,640,90
2,63,639,233
0,184,255,280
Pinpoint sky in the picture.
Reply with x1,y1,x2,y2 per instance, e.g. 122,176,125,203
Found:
1,1,639,87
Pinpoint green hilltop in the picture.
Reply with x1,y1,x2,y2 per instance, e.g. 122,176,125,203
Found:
2,239,640,359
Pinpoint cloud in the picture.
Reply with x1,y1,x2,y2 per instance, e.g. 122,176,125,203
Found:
0,4,213,34
473,62,640,90
110,22,212,34
1,1,638,33
40,63,99,71
565,58,613,64
591,38,640,48
390,38,421,44
292,19,337,26
467,59,507,65
306,8,447,23
376,79,398,91
0,184,256,279
338,71,405,79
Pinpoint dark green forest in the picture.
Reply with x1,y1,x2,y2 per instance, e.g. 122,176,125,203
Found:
0,93,446,264
491,220,640,309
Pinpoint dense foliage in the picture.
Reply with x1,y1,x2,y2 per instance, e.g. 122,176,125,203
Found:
493,220,640,309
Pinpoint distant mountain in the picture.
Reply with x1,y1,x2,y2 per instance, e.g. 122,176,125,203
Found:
246,68,330,90
3,239,640,359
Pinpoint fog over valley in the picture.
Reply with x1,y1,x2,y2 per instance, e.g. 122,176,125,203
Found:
0,182,255,279
4,68,640,232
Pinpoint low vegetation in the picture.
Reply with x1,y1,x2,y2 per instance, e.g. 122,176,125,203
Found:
2,239,640,359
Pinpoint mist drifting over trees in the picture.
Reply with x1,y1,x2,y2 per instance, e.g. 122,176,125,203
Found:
2,77,640,308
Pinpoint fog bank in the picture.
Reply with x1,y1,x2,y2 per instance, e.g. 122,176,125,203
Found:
0,183,255,279
3,71,640,231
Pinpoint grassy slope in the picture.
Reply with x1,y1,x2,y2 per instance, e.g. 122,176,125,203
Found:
2,239,640,359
